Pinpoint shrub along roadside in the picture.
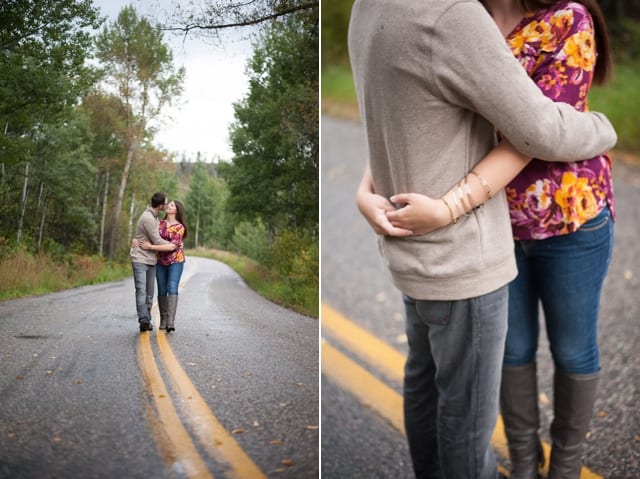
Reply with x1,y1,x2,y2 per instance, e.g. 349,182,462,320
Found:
0,245,130,301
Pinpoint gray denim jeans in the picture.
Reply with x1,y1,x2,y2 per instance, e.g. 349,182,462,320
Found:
403,285,508,479
132,262,155,324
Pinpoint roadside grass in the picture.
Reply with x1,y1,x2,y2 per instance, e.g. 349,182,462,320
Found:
0,250,130,301
322,61,640,155
589,62,640,153
187,248,318,319
0,246,318,319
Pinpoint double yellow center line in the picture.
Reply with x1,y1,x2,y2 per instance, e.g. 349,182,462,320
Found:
321,304,602,479
137,271,266,478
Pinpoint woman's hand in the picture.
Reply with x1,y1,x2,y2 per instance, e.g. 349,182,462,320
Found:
140,240,153,250
386,193,451,235
357,190,414,236
131,238,140,248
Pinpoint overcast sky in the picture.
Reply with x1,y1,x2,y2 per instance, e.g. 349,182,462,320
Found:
92,0,253,161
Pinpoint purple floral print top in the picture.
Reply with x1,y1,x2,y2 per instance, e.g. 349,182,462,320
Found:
505,1,615,240
157,220,185,266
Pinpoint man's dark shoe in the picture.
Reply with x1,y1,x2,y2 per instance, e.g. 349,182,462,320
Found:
139,320,153,332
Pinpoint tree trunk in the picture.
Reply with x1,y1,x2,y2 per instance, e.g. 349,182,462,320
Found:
108,141,135,260
195,205,200,248
128,192,135,241
17,162,29,243
37,196,49,251
99,170,109,257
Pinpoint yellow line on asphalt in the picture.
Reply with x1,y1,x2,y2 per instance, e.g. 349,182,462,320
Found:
156,331,267,479
321,304,404,382
138,332,214,479
321,303,603,479
151,263,266,478
322,340,404,431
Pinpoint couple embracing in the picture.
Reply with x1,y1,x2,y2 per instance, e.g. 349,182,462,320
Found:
130,192,188,333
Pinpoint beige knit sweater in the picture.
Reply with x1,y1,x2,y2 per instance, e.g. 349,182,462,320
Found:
348,0,617,300
130,206,170,265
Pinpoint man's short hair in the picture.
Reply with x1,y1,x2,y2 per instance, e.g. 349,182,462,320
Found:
151,192,167,208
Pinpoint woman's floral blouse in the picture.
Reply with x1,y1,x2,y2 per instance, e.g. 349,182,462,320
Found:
157,220,185,265
505,1,615,240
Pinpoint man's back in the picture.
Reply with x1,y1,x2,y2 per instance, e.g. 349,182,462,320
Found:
131,207,159,265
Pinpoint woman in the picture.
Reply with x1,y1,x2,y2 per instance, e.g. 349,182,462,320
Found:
360,1,614,478
138,200,188,332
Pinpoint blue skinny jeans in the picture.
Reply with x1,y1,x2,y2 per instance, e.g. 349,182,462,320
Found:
504,206,614,374
155,261,185,297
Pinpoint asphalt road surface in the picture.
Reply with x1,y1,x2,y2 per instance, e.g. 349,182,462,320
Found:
321,115,640,479
0,256,318,479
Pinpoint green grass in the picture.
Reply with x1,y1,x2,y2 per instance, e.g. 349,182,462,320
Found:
322,61,640,155
187,248,318,319
588,62,640,153
321,63,360,120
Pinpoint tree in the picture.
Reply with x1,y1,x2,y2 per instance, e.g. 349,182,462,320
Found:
159,0,318,36
224,11,318,237
0,0,101,244
0,0,101,136
95,6,184,259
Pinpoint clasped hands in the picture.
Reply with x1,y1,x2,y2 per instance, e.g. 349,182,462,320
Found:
131,238,180,251
356,190,450,237
131,238,153,249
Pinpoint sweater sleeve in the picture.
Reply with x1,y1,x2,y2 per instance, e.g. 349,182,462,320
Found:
429,1,616,162
141,212,170,245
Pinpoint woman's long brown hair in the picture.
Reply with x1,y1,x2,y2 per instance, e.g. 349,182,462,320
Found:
173,200,189,240
517,0,612,84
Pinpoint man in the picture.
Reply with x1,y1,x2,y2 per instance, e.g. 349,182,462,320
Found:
348,1,617,478
130,192,175,332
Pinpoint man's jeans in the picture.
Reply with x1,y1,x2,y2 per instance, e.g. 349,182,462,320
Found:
132,262,155,324
155,261,184,296
403,285,508,479
505,206,614,374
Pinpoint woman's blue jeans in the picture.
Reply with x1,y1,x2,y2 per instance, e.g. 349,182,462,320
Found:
155,261,184,296
504,206,614,374
403,285,508,479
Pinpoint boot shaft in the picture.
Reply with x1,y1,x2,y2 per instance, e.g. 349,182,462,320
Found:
166,295,178,331
500,363,543,479
548,370,599,479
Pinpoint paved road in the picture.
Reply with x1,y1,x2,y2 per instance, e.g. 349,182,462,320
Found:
321,115,640,478
0,256,318,479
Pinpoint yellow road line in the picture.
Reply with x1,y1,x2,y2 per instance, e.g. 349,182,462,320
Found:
156,331,267,479
321,303,603,479
138,332,214,479
321,304,404,382
322,340,404,431
152,264,266,478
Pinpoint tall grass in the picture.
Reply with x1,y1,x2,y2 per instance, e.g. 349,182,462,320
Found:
0,248,130,301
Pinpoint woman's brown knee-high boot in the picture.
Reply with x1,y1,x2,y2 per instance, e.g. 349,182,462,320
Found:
548,370,599,479
165,295,178,333
158,296,168,330
500,363,544,479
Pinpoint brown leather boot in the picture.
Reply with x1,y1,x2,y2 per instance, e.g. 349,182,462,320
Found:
548,370,599,479
500,363,544,479
165,295,178,332
158,296,168,330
